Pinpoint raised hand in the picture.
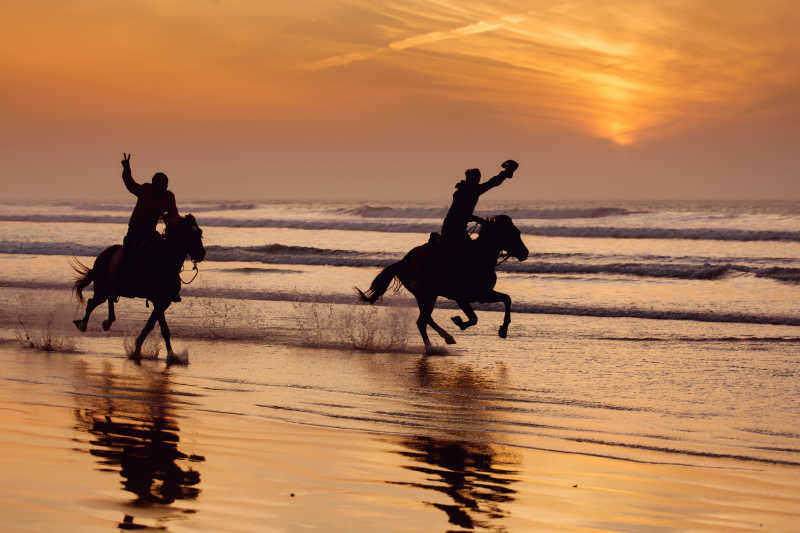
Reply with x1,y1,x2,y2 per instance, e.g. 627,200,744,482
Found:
501,159,518,172
121,153,131,169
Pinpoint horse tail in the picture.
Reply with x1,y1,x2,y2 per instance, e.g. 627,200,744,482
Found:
71,258,93,304
356,261,402,303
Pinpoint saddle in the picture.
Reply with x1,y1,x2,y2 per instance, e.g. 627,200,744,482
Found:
112,235,169,298
427,231,483,275
428,231,473,255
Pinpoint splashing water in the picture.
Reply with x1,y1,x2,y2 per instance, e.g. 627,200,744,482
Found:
294,302,415,352
16,304,79,353
122,335,162,360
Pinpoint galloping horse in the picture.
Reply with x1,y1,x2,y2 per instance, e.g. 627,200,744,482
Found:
357,215,528,352
72,214,206,362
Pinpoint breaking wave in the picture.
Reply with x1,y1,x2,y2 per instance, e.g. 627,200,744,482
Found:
69,202,256,213
4,278,798,327
3,240,800,283
339,205,640,220
4,213,800,242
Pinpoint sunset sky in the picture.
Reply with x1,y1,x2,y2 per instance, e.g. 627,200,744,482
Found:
2,0,798,201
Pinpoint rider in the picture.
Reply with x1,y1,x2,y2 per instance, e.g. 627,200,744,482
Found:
120,153,182,301
439,159,518,247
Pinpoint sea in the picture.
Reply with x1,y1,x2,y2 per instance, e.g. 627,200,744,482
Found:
1,198,799,482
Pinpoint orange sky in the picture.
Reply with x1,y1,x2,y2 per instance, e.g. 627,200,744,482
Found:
1,0,798,200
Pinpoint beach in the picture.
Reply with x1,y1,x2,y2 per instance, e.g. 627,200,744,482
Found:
2,307,800,532
1,199,799,531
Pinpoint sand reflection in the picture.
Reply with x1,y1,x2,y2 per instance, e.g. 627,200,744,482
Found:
71,360,204,527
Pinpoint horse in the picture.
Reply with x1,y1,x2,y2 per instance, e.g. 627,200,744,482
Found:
357,215,528,352
72,214,206,363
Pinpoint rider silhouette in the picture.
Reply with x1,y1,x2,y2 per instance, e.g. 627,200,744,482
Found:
120,153,182,300
440,160,518,246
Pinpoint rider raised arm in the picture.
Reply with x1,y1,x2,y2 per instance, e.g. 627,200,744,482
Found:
121,153,142,196
120,153,183,301
121,153,180,246
440,159,518,244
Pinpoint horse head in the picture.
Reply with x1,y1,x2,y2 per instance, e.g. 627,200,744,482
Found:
167,214,206,263
483,215,528,261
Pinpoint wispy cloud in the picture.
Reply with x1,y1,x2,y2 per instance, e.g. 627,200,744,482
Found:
303,0,800,144
304,14,515,70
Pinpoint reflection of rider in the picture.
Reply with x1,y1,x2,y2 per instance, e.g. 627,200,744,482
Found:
71,362,204,521
120,153,181,299
441,160,518,245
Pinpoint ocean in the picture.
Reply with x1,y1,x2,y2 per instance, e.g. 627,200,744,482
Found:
0,198,798,530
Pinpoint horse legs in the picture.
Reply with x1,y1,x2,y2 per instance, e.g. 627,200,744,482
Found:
451,300,478,330
156,303,178,363
415,294,455,353
73,294,106,332
428,313,455,346
480,290,512,338
415,297,434,353
102,299,116,331
133,302,166,359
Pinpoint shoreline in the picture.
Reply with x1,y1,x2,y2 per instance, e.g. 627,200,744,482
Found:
1,334,799,532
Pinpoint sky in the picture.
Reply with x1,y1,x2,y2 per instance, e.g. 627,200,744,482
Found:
1,0,798,201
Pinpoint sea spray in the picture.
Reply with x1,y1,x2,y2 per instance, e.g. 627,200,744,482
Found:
16,304,79,353
294,301,415,352
167,348,190,366
123,335,161,359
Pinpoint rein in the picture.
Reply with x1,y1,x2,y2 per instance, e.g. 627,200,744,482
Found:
478,221,512,267
180,260,199,284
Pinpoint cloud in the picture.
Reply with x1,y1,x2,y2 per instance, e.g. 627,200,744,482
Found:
304,13,515,70
302,0,800,144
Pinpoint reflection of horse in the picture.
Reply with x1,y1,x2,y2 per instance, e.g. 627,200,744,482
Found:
357,215,528,352
393,436,518,530
389,358,518,530
72,215,206,361
71,361,205,510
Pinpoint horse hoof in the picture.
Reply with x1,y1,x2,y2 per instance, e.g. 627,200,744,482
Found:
102,320,112,331
498,325,508,338
73,319,86,332
451,316,467,330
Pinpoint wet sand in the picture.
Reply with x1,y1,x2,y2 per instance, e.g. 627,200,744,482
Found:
1,318,799,533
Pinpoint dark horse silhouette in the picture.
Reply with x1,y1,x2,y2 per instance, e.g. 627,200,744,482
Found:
72,214,206,363
357,215,528,352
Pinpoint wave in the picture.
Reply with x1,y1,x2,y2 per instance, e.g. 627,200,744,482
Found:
595,336,800,343
504,261,733,280
213,267,305,274
204,244,392,267
5,213,800,242
520,225,800,242
2,240,798,283
70,202,256,213
339,205,639,219
507,302,800,327
753,266,800,283
1,279,799,326
0,240,102,257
